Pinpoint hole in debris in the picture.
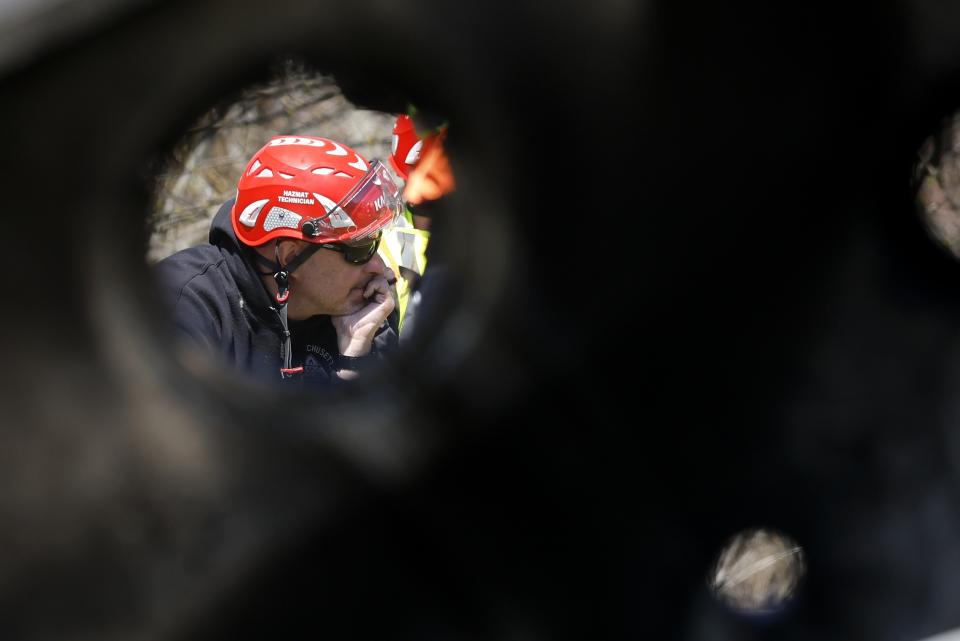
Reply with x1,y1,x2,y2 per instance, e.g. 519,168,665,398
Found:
709,527,806,616
143,55,476,401
915,111,960,260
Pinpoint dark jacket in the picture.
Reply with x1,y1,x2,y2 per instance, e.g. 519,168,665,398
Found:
154,201,398,388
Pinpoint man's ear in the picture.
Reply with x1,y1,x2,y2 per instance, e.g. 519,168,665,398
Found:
275,239,306,269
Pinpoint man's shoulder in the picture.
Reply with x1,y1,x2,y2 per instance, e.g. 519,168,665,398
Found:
153,244,234,304
153,244,248,350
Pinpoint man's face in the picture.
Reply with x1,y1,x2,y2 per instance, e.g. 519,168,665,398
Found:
286,241,387,320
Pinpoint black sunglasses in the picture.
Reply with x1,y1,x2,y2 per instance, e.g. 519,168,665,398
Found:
317,233,382,265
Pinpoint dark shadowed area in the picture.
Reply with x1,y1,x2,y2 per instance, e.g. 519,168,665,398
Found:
2,0,960,640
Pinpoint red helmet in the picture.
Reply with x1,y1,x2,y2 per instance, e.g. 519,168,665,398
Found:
232,135,403,247
388,115,423,180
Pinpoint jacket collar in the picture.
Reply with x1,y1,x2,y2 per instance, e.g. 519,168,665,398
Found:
209,200,280,325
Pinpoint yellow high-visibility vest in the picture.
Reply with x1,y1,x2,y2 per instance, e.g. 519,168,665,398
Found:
378,211,429,332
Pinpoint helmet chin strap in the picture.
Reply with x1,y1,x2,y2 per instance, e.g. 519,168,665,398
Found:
270,240,323,379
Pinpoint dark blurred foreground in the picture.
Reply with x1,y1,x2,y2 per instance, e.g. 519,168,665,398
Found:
2,0,960,639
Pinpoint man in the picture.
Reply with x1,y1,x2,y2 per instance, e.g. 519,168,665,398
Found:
154,135,403,387
380,112,455,340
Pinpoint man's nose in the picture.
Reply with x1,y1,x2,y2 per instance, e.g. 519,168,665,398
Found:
363,253,386,275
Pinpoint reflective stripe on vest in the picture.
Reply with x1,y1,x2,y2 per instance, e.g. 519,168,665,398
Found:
378,217,430,332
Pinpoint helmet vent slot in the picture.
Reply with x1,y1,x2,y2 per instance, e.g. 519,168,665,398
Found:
238,198,269,227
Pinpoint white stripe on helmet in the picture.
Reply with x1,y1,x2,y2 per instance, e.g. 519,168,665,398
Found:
238,198,270,227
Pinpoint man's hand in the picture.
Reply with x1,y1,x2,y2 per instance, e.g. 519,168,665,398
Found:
330,270,396,357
